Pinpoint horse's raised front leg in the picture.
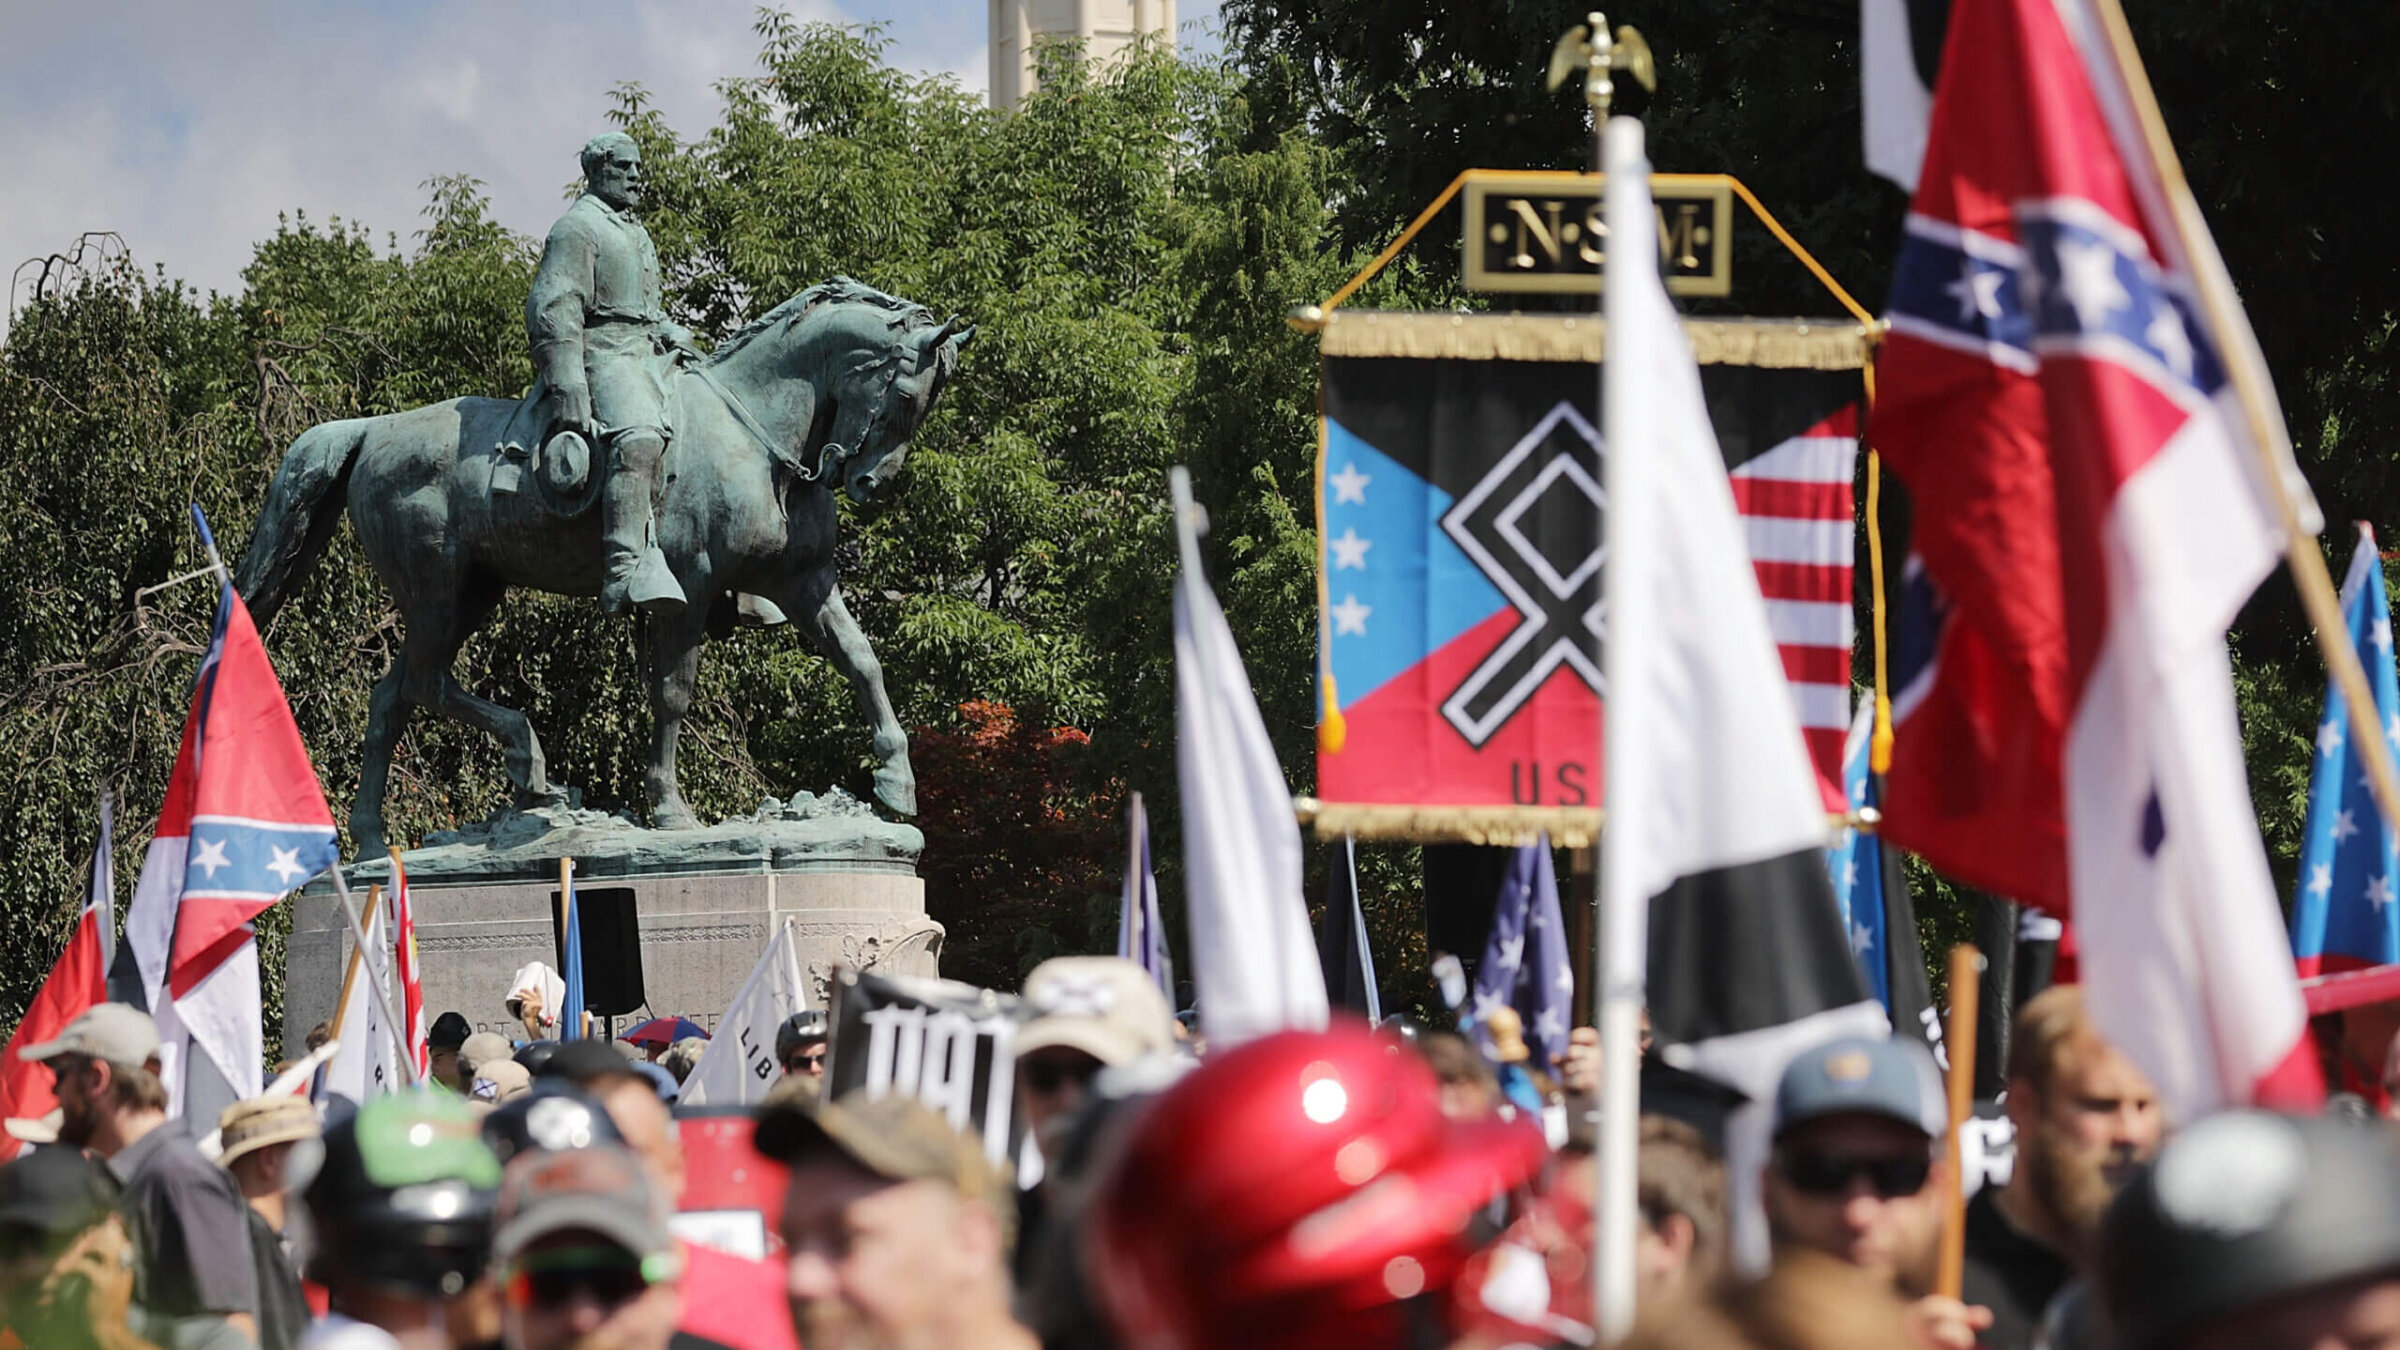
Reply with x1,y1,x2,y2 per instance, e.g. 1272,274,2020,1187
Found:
643,611,708,831
789,569,914,816
349,658,412,855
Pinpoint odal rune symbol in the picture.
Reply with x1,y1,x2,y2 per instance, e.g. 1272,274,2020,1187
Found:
1439,401,1605,746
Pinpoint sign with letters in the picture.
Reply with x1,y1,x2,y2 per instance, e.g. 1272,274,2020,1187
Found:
1462,171,1734,297
824,968,1032,1167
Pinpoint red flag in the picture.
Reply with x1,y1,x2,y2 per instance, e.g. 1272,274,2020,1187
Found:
126,544,338,1109
1876,0,2320,1112
0,805,114,1158
392,854,428,1081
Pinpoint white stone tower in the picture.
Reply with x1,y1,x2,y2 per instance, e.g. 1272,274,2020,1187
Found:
990,0,1177,110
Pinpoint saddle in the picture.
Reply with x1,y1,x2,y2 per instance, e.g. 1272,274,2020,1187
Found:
490,347,685,519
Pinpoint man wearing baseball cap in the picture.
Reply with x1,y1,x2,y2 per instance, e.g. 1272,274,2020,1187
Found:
217,1096,319,1350
1011,956,1176,1165
493,1143,684,1350
24,1002,259,1347
757,1091,1035,1350
1763,1035,1991,1350
2097,1111,2400,1350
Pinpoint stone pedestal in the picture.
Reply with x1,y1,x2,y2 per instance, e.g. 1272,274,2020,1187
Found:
282,793,939,1057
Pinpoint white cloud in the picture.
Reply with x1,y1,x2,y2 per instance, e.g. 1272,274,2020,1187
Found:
0,0,1221,327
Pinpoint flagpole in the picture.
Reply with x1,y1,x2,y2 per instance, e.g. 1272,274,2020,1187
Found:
1934,945,1982,1298
324,884,382,1043
326,865,421,1084
2083,0,2400,839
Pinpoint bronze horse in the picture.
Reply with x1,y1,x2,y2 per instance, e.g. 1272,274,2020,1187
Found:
236,279,970,852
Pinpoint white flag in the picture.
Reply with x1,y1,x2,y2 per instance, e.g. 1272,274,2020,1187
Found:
319,900,396,1104
681,922,807,1108
1171,467,1328,1046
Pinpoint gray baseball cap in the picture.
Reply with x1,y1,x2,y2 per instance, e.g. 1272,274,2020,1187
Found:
1772,1036,1946,1140
491,1143,677,1268
20,1003,161,1069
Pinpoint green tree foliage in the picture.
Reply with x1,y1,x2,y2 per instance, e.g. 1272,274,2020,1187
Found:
1226,0,2400,932
0,18,1460,1040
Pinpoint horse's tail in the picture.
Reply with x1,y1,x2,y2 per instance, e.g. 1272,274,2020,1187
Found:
236,418,368,627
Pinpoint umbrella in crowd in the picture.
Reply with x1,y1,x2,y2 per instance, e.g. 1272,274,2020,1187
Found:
622,1016,710,1049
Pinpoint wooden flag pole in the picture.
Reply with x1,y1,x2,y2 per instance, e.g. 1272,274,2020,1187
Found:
324,884,383,1043
326,864,422,1083
559,856,584,1040
2086,0,2400,838
1935,944,1983,1299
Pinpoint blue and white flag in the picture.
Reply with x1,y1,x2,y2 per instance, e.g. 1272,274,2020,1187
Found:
1470,834,1572,1072
560,860,588,1040
2291,525,2400,977
1830,704,1891,1005
1117,794,1175,1004
1830,700,1942,1055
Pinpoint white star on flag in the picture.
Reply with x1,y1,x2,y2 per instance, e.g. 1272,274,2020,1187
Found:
1555,964,1575,993
1331,594,1372,636
2144,304,2194,381
1327,528,1373,570
1850,920,1874,956
2376,617,2394,653
1496,933,1525,973
2320,717,2347,758
1945,262,2004,324
1534,1007,1566,1042
2334,810,2360,843
2057,238,2131,330
190,836,230,879
2307,863,2334,896
1472,986,1508,1022
2369,873,2396,911
266,846,308,887
1329,462,1372,505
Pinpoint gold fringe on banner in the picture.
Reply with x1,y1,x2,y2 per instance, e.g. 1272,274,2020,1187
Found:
1318,311,1871,369
1298,798,1602,848
1294,797,1875,848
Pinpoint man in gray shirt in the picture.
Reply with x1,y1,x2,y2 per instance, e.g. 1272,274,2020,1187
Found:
27,1003,258,1348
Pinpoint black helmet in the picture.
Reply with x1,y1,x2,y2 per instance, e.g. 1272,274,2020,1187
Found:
480,1082,625,1167
299,1094,501,1299
2098,1111,2400,1349
513,1039,563,1077
775,1010,829,1064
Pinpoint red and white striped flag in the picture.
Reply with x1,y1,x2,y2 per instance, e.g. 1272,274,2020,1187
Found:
1730,406,1860,803
391,851,428,1081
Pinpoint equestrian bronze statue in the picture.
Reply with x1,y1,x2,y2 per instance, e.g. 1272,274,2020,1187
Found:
236,235,969,851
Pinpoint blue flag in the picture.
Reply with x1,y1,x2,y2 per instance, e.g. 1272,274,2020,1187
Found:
1830,704,1891,1005
2291,526,2400,977
560,862,588,1040
1117,795,1175,1005
1469,834,1572,1072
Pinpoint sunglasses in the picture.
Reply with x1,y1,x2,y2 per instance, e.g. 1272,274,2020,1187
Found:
1774,1149,1932,1199
504,1247,669,1311
784,1048,827,1073
1020,1056,1101,1095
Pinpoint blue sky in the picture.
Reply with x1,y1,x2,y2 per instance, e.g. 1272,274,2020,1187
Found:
0,1,1221,314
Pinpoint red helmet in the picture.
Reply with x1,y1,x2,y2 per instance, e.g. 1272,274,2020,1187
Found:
1087,1024,1548,1350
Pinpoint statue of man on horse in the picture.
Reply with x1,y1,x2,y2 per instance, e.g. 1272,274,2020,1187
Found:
527,130,695,616
236,132,972,852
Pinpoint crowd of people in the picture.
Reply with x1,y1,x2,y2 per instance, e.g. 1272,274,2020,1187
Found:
5,959,2400,1350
